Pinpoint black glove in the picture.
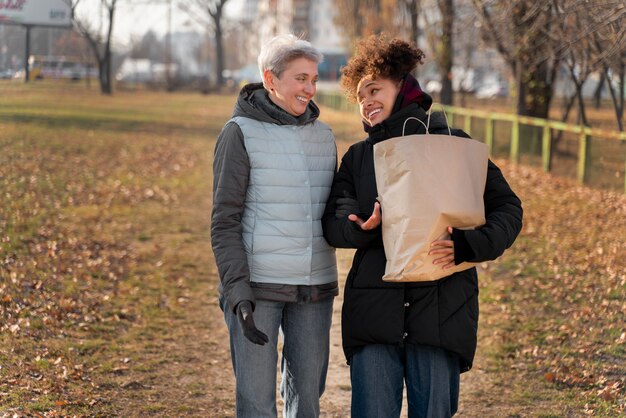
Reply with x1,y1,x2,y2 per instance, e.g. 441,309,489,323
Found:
236,300,269,345
335,192,360,219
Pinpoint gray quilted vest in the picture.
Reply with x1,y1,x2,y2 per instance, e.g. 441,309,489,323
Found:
231,116,338,286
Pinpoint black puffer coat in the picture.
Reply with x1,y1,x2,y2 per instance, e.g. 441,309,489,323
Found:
322,104,523,372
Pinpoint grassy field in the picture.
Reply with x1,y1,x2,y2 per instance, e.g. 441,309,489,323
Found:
0,81,624,416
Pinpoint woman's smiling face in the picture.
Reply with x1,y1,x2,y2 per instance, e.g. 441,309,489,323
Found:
265,57,319,116
357,76,401,127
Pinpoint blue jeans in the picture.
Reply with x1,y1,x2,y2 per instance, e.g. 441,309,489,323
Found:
350,344,460,418
222,297,334,418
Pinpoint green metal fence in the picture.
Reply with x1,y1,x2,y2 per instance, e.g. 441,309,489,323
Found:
316,91,626,193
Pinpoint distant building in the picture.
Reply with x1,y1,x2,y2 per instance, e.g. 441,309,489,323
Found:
170,32,209,78
115,58,178,84
308,0,346,82
238,0,347,83
115,58,154,83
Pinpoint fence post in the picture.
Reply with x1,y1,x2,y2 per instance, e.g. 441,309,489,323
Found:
542,124,551,172
464,114,472,136
485,117,494,156
577,129,590,184
510,117,520,163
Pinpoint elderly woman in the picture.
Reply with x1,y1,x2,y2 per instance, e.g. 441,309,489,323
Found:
322,35,523,417
211,34,338,417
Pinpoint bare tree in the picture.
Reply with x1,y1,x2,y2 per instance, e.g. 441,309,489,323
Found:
335,0,401,48
337,0,455,101
603,51,626,131
437,0,454,104
72,0,118,95
419,0,456,104
401,0,421,48
454,0,483,107
552,1,595,127
588,0,626,131
471,0,560,118
546,0,624,131
179,0,231,88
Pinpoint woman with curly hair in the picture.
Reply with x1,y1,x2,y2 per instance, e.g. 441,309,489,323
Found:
322,35,523,417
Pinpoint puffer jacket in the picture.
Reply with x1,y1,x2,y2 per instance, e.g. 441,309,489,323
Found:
212,83,338,313
322,103,523,372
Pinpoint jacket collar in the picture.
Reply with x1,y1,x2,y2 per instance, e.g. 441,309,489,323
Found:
234,82,320,126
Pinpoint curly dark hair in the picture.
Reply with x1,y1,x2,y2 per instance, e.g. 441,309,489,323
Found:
340,35,425,102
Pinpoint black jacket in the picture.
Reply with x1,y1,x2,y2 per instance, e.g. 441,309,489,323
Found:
322,104,523,372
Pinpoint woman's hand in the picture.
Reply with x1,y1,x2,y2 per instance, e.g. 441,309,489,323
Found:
429,226,455,269
349,202,381,231
236,301,269,345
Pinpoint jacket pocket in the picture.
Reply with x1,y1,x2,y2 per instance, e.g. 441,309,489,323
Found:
438,270,478,326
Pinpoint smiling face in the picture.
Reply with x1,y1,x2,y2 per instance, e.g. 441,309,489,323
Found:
357,76,401,127
264,57,319,116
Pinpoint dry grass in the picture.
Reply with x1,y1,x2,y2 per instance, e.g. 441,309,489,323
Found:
0,81,624,416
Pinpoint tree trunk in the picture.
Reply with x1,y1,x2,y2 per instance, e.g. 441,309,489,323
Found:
593,72,605,109
561,92,577,123
215,15,224,86
100,49,112,94
210,0,228,88
550,91,578,169
77,1,115,95
101,2,115,95
604,65,625,132
575,83,589,127
438,0,454,105
617,60,626,132
566,64,589,127
404,0,420,77
510,2,557,119
405,0,419,45
516,61,553,119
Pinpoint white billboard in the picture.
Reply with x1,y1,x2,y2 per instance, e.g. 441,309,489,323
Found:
0,0,72,27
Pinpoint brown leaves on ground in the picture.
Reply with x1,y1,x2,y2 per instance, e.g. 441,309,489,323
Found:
486,160,626,415
0,131,207,415
1,88,624,416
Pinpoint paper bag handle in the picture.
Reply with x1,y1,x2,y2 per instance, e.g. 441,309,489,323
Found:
401,104,453,136
402,117,428,136
426,103,452,136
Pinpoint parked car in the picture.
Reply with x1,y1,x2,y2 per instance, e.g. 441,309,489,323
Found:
228,64,262,85
475,82,509,99
0,69,14,79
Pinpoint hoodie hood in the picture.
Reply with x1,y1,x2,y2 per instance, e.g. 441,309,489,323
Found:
233,82,320,126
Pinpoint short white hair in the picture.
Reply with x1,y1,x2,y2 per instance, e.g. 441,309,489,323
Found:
258,34,323,87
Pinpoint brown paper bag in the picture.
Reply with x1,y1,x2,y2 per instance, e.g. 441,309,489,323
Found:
373,128,488,282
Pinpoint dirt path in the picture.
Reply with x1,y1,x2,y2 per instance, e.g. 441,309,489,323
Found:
203,251,517,418
201,165,548,418
91,160,562,417
196,189,520,417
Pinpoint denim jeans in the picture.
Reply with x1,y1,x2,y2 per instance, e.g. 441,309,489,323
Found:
350,343,460,418
222,297,333,418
